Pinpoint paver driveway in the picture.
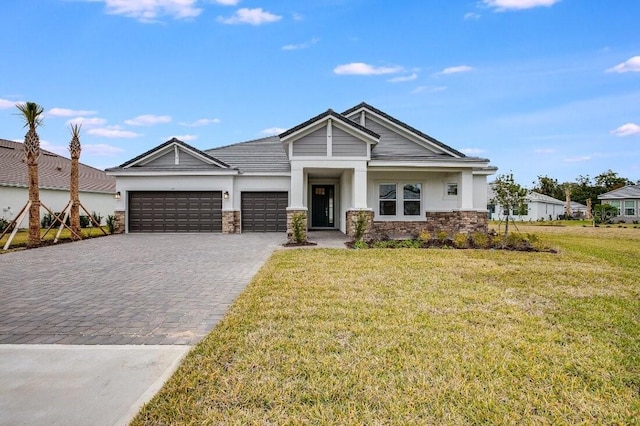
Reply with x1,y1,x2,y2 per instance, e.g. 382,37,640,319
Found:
0,233,283,345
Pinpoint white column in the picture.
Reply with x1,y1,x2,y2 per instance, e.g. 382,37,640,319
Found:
353,166,368,209
460,170,474,210
290,166,305,208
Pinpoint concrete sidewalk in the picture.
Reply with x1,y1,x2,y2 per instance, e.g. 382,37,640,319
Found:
0,345,189,426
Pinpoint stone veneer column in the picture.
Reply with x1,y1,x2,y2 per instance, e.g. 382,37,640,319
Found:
222,210,240,234
286,208,308,243
113,210,125,234
346,209,374,238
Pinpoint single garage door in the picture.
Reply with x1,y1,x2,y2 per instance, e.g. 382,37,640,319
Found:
241,192,288,232
129,191,222,232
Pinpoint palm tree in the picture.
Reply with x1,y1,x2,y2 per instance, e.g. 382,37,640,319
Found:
69,123,82,239
16,102,44,248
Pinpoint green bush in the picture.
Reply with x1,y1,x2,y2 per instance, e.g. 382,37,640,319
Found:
353,211,368,242
453,233,469,249
106,215,117,234
41,213,54,228
92,211,103,226
291,212,306,244
470,232,490,248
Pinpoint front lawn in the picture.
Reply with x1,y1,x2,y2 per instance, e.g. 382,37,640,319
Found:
133,227,640,424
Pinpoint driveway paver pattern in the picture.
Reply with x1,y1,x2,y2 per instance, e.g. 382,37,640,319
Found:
0,233,282,345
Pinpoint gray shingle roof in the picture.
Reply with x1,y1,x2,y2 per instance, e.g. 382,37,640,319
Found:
206,136,290,173
117,137,231,169
598,185,640,199
0,139,115,193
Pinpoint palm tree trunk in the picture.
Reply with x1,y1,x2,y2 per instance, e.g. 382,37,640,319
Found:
70,157,81,239
27,160,40,247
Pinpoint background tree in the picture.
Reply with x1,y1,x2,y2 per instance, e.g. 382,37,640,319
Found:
491,173,527,236
69,124,82,239
594,169,632,192
16,102,44,248
532,175,564,200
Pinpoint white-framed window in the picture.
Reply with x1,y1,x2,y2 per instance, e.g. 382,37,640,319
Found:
607,200,621,215
379,183,397,216
446,183,458,196
624,200,636,216
378,182,422,218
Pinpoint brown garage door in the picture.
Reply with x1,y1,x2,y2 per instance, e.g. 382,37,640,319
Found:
128,191,222,232
241,192,288,232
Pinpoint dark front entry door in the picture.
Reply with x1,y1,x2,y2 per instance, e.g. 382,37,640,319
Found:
311,185,335,228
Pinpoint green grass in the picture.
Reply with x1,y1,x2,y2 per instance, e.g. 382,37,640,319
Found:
133,227,640,425
0,227,109,252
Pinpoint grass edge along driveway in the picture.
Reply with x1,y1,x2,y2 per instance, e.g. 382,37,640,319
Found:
133,226,639,425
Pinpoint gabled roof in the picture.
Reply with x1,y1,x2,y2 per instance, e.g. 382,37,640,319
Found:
279,109,380,142
206,136,290,173
0,139,115,193
116,137,231,169
526,191,565,205
342,102,466,158
598,185,640,200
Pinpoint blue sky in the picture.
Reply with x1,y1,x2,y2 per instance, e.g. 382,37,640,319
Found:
1,0,639,186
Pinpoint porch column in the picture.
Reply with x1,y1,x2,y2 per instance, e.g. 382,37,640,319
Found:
353,166,368,209
290,166,305,208
459,170,473,210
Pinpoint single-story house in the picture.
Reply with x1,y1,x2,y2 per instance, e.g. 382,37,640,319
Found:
598,185,640,223
106,103,496,239
488,187,565,221
0,139,116,225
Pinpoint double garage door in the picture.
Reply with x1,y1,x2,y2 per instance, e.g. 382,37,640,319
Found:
128,191,287,233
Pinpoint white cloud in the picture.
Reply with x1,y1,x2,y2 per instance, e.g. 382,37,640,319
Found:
179,118,221,127
606,56,640,74
464,12,481,20
435,65,474,75
411,85,446,94
483,0,560,11
261,127,287,136
563,155,591,163
0,98,21,109
171,134,198,141
87,126,142,138
292,12,304,21
40,140,69,157
212,0,239,5
83,144,126,156
334,62,403,76
66,117,107,127
48,107,97,117
611,123,640,137
534,148,557,154
388,73,418,83
124,114,171,126
218,8,281,25
94,0,202,22
282,37,319,51
460,148,485,155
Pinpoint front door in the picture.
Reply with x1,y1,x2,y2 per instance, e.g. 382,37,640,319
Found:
311,185,334,228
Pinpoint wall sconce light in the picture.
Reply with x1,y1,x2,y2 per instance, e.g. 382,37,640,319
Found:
223,191,230,200
114,191,121,200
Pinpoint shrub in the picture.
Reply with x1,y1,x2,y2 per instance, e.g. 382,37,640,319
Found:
0,217,13,233
291,212,306,244
470,232,490,249
418,230,431,243
106,215,117,234
41,213,54,228
453,233,469,249
353,240,368,250
92,211,103,226
79,215,90,228
435,230,449,242
353,211,368,242
398,239,421,249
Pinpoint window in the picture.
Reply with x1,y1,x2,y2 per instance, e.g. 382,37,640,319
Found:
378,182,422,218
487,204,496,214
446,183,458,196
624,200,636,216
607,200,621,215
379,184,396,216
403,184,421,216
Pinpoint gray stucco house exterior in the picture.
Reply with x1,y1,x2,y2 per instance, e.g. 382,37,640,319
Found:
106,103,496,240
598,185,640,223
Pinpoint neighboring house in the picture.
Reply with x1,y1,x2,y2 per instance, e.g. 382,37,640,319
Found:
570,201,589,219
106,103,496,239
0,139,116,225
598,185,640,223
488,186,565,221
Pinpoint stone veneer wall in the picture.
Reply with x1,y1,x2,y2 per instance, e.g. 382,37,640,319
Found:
222,210,241,234
113,210,125,234
345,209,374,238
286,209,308,243
370,211,488,238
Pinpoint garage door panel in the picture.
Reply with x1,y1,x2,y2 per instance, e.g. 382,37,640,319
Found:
129,191,222,233
241,192,287,232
